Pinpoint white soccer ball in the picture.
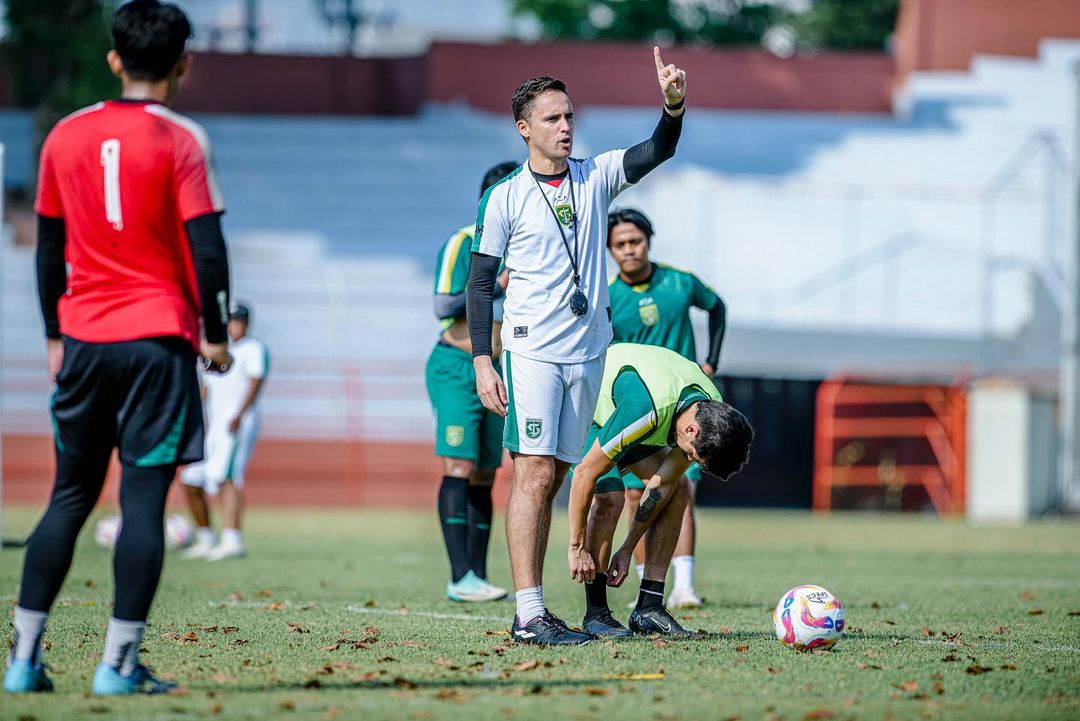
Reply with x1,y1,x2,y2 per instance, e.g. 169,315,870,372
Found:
93,513,193,551
165,513,194,550
93,514,122,550
773,584,845,651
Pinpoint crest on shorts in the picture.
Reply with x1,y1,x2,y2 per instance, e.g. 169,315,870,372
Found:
554,204,574,227
446,425,465,447
638,297,659,327
525,418,543,440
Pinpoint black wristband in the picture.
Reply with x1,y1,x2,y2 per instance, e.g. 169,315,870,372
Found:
664,98,685,111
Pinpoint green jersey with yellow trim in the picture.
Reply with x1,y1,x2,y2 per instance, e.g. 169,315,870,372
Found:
433,225,476,331
592,343,721,463
608,263,720,362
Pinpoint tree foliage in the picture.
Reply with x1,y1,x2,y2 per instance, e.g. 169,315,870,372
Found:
1,0,116,125
511,0,899,51
511,0,777,46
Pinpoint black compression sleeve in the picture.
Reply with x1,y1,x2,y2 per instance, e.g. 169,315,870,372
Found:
36,215,67,340
184,213,231,344
466,252,501,357
706,297,727,370
623,110,683,184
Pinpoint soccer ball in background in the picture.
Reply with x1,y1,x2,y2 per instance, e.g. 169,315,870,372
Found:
774,584,845,651
93,513,194,551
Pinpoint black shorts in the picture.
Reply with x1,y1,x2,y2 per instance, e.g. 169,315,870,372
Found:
52,336,204,467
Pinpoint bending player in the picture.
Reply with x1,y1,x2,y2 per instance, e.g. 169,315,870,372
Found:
6,0,230,695
606,208,727,608
567,344,752,638
426,162,518,602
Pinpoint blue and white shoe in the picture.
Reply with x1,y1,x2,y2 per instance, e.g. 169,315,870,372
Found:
447,571,507,602
4,659,53,693
92,663,177,695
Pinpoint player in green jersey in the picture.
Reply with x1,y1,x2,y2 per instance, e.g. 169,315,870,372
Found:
566,344,752,637
606,208,727,609
426,161,518,603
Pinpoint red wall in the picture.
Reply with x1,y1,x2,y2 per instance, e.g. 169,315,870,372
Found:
895,0,1080,77
173,51,426,115
428,41,894,114
166,41,894,116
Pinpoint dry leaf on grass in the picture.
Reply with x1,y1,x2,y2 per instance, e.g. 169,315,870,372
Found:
180,632,198,643
966,664,993,675
321,643,340,652
802,711,834,720
279,700,295,711
1019,591,1037,601
933,680,945,695
734,645,749,653
992,626,1009,634
1067,610,1080,616
267,602,286,611
652,638,672,649
403,641,427,648
222,627,239,635
1027,609,1045,616
434,688,468,703
765,667,783,674
303,678,321,689
584,688,609,696
377,656,397,663
942,653,961,662
433,657,460,670
893,680,919,693
160,632,180,641
514,660,540,672
1000,663,1018,671
393,677,418,689
921,627,933,637
854,663,882,671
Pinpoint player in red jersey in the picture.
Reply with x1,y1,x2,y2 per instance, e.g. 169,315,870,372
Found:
4,0,231,696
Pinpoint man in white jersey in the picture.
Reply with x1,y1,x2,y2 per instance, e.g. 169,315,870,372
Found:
467,48,688,645
181,304,269,561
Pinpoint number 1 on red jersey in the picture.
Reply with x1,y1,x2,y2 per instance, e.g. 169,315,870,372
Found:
100,139,123,231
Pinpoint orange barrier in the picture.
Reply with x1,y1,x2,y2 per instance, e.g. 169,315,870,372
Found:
1,434,513,509
812,378,966,514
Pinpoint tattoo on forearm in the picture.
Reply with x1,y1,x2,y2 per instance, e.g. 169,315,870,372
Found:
635,488,662,522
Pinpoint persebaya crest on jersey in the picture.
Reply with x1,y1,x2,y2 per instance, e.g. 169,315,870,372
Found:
554,204,574,226
638,296,660,327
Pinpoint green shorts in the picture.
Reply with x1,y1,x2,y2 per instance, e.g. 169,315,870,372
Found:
425,342,504,469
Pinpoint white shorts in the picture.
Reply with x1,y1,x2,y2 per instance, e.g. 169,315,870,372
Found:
181,414,261,496
501,350,605,464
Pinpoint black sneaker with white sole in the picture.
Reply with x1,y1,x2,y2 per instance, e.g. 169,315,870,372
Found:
511,612,595,645
628,605,698,638
582,609,633,638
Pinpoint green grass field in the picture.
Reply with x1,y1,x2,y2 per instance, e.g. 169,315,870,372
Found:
2,506,1078,721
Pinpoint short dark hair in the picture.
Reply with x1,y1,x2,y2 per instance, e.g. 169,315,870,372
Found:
480,161,520,199
511,76,569,122
692,400,754,481
608,208,655,247
112,0,192,81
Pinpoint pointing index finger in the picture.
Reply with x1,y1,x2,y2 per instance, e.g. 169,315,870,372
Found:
654,45,664,72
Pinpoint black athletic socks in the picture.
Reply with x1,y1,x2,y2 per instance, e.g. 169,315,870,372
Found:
637,579,665,611
585,572,611,614
438,476,471,583
465,482,493,579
